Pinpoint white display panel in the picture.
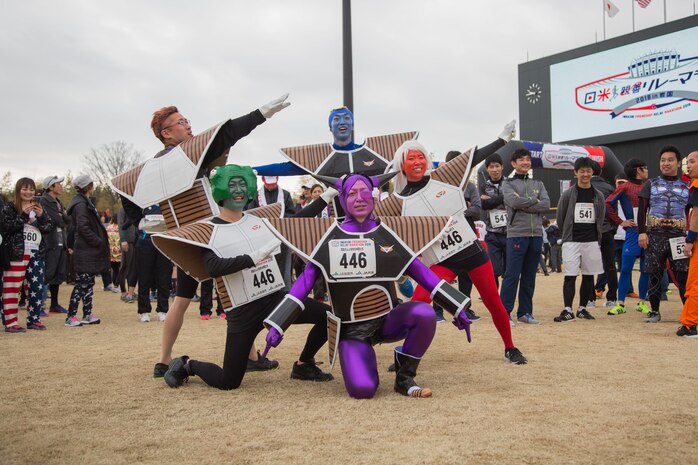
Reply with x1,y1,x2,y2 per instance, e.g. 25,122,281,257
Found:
550,26,698,142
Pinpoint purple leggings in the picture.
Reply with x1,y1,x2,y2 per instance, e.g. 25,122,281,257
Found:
338,301,436,399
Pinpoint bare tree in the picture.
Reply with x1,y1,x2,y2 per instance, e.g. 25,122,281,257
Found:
82,141,143,204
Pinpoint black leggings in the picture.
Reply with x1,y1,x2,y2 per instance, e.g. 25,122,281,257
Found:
648,270,687,312
563,275,594,309
189,298,329,390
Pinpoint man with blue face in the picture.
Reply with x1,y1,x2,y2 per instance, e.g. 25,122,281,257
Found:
328,107,360,150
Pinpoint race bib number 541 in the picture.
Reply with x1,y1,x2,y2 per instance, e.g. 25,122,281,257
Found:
328,238,376,279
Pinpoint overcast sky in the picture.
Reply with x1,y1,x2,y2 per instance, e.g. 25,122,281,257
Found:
1,0,695,190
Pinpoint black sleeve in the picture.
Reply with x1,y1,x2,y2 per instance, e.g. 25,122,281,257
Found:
202,110,267,170
35,210,55,234
203,248,255,278
292,198,328,218
283,190,297,217
120,195,144,229
471,138,506,166
481,195,504,210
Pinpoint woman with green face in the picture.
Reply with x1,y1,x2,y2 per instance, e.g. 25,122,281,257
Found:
163,165,333,390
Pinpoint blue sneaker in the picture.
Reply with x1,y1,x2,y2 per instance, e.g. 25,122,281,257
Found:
434,308,445,323
517,314,540,325
398,279,414,298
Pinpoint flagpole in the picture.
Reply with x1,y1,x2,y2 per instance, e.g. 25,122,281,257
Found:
632,0,635,31
664,0,667,23
603,0,606,40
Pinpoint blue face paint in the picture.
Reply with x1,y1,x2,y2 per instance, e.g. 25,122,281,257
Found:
329,110,354,146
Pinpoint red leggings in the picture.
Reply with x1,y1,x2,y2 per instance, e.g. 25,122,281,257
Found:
412,261,514,349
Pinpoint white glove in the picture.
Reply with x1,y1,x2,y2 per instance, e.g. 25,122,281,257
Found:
320,187,338,204
248,238,282,265
557,239,562,245
259,93,290,119
498,120,516,142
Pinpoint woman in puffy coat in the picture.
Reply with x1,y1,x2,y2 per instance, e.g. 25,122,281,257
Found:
1,178,54,332
64,175,109,327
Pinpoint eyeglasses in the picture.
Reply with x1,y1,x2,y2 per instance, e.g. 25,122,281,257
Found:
162,118,190,130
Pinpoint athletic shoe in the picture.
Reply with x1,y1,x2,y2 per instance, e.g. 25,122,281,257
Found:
646,311,661,323
153,362,169,378
149,292,157,302
554,309,575,322
586,300,596,308
636,301,651,314
517,314,540,325
49,305,68,314
4,324,26,333
39,310,49,317
576,309,595,320
509,314,516,327
464,309,481,321
434,308,445,323
103,285,116,292
604,300,616,308
200,314,211,321
218,312,227,319
140,313,150,323
64,316,82,327
607,303,626,315
157,312,167,322
246,351,279,372
164,356,190,388
504,347,527,365
123,295,136,304
676,325,698,338
81,314,100,325
595,290,604,298
27,321,47,330
290,360,334,381
191,294,200,303
626,292,639,298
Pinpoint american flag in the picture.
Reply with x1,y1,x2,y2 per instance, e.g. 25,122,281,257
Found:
636,0,652,8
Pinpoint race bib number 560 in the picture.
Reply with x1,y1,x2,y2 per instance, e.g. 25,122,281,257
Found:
328,239,376,279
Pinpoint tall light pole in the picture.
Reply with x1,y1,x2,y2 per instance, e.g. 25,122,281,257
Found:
342,0,354,114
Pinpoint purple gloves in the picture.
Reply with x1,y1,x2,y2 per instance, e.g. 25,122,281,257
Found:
262,327,284,358
452,310,472,343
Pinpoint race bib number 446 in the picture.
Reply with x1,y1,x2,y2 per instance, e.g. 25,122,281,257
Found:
329,238,377,279
432,215,477,263
242,257,285,300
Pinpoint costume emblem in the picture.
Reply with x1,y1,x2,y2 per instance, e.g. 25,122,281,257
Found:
363,160,375,167
435,190,446,198
379,245,394,253
251,225,262,230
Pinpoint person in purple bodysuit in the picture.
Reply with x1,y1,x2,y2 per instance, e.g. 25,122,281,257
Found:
262,173,473,399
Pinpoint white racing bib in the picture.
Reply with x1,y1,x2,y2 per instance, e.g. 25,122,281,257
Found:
669,236,687,261
488,209,508,229
23,224,41,252
432,215,477,263
574,203,595,224
241,257,285,300
328,238,377,279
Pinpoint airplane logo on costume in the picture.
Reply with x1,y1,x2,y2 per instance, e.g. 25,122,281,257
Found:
251,225,261,230
435,190,446,198
379,245,395,253
362,160,375,167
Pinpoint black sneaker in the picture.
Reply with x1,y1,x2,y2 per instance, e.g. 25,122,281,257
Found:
576,309,595,320
676,325,698,338
505,347,527,365
164,356,190,388
290,360,334,381
554,309,575,322
646,311,661,323
464,309,481,321
246,351,279,372
153,362,169,378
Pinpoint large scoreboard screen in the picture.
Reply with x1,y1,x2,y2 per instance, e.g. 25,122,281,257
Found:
519,15,698,145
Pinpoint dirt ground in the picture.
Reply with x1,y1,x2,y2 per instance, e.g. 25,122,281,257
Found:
1,272,697,465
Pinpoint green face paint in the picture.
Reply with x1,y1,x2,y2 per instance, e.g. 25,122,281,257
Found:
223,177,249,211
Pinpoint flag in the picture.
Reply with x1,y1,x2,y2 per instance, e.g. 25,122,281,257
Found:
636,0,652,8
605,0,620,17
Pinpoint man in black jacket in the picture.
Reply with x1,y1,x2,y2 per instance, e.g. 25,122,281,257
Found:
589,161,619,308
40,176,70,314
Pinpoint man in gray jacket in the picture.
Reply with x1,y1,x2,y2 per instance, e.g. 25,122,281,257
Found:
500,149,550,324
553,157,606,322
